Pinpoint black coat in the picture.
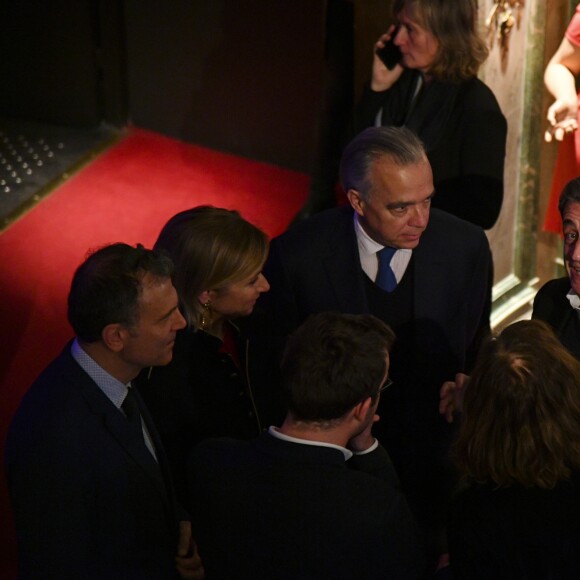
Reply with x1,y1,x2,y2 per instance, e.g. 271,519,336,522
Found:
532,276,580,360
260,205,491,553
355,70,507,229
448,473,580,579
136,322,284,501
188,432,426,580
5,344,181,579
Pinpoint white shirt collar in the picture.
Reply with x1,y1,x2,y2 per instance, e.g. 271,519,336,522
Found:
566,289,580,310
354,212,384,254
268,426,353,460
353,213,412,283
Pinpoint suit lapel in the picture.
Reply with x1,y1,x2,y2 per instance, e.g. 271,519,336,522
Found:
319,208,455,356
322,208,370,313
134,389,176,502
553,279,575,335
556,304,576,336
409,216,455,355
102,404,167,493
69,356,170,503
413,228,447,322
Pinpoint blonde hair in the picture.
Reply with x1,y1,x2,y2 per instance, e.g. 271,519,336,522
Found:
154,206,268,327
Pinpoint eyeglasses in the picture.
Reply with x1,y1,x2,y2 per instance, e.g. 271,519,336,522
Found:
377,377,393,394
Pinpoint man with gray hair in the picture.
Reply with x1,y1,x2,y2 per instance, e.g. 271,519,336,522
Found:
261,125,491,564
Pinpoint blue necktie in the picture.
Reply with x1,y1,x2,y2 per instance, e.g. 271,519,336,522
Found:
376,247,397,292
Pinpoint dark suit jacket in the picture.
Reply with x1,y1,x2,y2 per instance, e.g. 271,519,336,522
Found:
260,205,490,541
136,321,284,503
4,344,182,579
355,71,507,229
448,472,580,579
532,276,571,329
262,205,489,365
531,277,580,361
188,432,425,580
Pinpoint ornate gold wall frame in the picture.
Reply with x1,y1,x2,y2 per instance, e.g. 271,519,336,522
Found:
486,0,525,67
483,0,549,329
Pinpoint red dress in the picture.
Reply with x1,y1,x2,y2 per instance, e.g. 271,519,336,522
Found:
545,4,580,234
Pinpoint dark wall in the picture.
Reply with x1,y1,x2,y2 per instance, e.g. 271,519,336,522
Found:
125,0,327,172
0,1,101,126
0,0,328,172
0,0,127,127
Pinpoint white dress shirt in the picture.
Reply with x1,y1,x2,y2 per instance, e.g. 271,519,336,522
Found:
353,213,412,283
268,426,379,459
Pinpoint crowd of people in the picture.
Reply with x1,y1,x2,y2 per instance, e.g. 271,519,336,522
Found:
5,1,580,579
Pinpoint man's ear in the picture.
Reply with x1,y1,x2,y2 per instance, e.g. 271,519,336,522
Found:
101,323,127,353
351,396,373,423
347,189,365,216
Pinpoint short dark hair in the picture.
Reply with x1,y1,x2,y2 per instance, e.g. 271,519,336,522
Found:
454,320,580,489
280,312,395,422
339,126,426,202
558,177,580,218
68,243,174,343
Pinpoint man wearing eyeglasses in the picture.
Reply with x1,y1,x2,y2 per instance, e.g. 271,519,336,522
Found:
187,311,425,580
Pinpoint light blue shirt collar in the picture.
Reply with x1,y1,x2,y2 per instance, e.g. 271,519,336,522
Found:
70,339,130,409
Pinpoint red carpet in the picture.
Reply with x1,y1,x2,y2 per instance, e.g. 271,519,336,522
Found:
0,127,309,576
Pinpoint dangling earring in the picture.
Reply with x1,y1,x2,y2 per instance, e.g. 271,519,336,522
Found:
199,301,211,330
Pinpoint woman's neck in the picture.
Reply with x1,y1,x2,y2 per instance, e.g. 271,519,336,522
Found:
204,317,225,340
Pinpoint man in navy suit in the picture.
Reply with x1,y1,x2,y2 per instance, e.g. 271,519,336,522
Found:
5,243,203,579
261,126,491,563
188,312,425,579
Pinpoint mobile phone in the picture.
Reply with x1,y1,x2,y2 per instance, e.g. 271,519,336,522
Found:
376,26,402,70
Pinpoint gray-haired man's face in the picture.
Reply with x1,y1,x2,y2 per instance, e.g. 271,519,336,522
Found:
348,156,434,249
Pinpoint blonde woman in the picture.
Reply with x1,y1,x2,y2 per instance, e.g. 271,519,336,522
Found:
137,206,278,500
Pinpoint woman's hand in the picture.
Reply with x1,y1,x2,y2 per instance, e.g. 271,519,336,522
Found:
544,37,580,142
439,373,469,424
545,96,578,142
371,27,405,92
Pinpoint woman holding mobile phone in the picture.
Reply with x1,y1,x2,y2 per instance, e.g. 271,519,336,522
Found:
356,0,506,230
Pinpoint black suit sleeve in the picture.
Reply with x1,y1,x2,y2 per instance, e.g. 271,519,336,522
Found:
532,278,570,329
434,106,507,230
261,235,304,336
380,493,427,580
6,433,95,577
464,231,493,371
348,443,401,489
